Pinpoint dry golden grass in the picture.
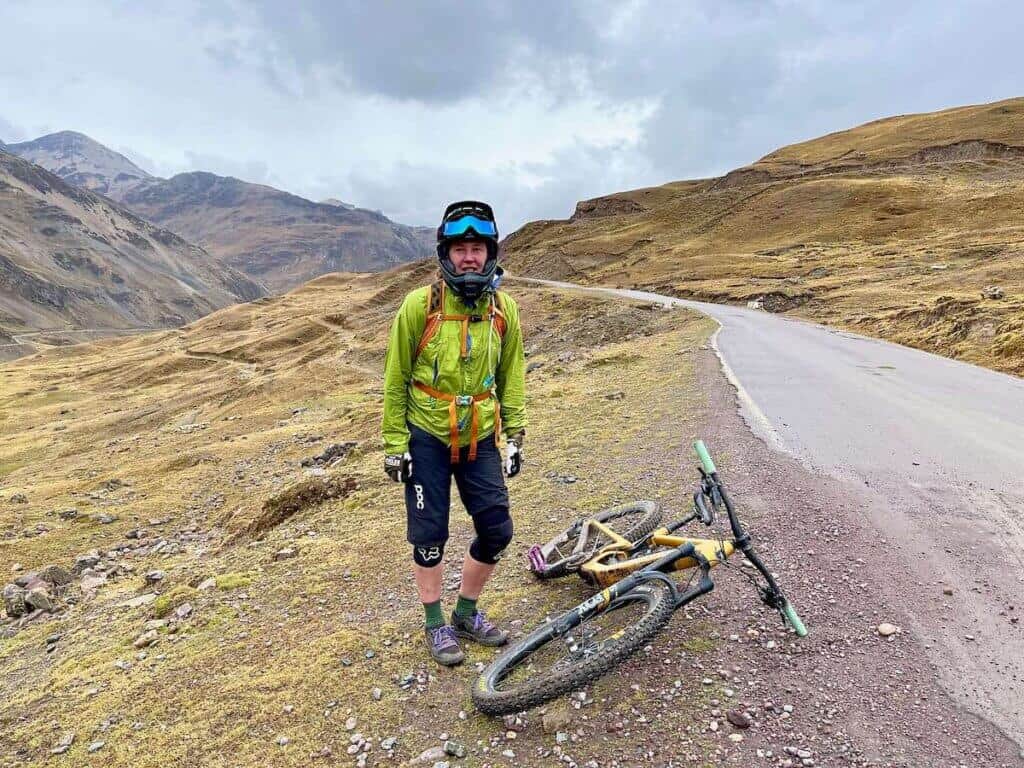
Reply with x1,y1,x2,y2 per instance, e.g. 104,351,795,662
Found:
502,97,1024,376
755,97,1024,171
0,261,718,766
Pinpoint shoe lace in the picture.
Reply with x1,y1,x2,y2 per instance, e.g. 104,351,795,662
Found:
431,625,459,650
472,610,496,634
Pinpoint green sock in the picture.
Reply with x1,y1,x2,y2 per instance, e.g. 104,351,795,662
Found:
424,600,445,630
455,594,477,619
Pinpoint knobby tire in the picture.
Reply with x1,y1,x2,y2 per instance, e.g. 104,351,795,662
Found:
473,580,675,715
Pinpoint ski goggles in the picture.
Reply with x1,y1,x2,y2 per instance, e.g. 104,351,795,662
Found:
441,215,497,238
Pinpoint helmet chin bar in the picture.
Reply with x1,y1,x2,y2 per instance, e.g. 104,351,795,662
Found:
438,243,498,303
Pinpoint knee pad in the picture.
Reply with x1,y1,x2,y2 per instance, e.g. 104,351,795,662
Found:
412,542,445,567
469,507,513,564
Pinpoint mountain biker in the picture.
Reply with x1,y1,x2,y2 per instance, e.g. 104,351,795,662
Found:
381,200,527,666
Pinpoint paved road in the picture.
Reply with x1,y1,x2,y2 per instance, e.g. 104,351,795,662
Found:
526,277,1024,751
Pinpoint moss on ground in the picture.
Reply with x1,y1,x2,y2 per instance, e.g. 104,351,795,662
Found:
152,585,199,619
215,572,253,590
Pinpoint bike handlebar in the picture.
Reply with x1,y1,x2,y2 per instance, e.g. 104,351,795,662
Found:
693,440,716,475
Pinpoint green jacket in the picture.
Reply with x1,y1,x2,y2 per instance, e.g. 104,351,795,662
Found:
382,283,527,455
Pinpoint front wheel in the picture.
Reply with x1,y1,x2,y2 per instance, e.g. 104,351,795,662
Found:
473,580,675,715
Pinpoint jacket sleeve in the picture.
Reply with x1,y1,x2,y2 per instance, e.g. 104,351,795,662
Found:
495,293,527,436
381,291,423,455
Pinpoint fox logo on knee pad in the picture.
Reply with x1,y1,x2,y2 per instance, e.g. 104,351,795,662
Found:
417,545,441,563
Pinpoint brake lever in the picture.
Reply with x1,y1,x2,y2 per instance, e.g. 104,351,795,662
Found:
692,490,715,525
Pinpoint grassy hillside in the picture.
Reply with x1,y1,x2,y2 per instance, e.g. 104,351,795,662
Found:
1,262,723,766
502,97,1024,376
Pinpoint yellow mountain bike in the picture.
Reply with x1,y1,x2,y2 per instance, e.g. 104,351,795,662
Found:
473,441,807,715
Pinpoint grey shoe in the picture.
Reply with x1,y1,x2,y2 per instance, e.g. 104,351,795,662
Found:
425,625,465,666
451,609,510,647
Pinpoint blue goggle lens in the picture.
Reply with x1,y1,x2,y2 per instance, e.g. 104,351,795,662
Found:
442,215,497,237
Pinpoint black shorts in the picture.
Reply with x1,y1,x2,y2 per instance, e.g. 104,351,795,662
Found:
405,423,509,546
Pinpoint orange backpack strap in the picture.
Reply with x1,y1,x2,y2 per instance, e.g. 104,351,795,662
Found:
414,282,507,362
411,381,494,463
414,280,446,360
491,291,507,338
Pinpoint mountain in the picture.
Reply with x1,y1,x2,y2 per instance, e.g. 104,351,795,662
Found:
5,131,152,200
120,173,432,292
0,149,263,357
6,132,433,292
320,197,356,210
502,97,1024,376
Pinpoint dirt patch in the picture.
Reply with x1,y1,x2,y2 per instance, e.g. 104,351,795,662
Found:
522,293,672,365
163,451,221,472
571,195,646,220
754,291,814,312
900,139,1024,165
708,167,775,189
242,474,359,539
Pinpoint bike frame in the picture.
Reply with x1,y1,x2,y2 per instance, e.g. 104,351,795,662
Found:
564,518,631,562
580,528,735,588
547,540,716,639
576,465,788,617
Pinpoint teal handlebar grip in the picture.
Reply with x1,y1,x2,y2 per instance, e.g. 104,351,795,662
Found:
782,601,808,637
693,440,716,475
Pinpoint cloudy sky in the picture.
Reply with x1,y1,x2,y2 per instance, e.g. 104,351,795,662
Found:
2,1,1021,231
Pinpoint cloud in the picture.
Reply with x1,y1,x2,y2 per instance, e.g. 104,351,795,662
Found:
3,0,1024,234
116,145,159,176
208,1,607,105
324,138,647,231
0,115,27,144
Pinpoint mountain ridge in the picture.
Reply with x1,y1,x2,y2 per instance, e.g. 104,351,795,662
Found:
6,131,433,291
119,171,430,291
0,148,264,359
502,96,1024,376
6,130,152,200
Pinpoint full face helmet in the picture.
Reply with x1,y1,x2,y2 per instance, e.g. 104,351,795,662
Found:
436,200,500,303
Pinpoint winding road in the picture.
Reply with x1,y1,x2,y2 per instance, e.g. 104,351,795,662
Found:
526,277,1024,751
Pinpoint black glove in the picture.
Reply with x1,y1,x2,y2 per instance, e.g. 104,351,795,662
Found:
384,452,413,483
504,431,524,478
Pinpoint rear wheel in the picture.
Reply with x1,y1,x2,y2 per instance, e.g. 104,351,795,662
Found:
473,580,675,715
529,501,663,579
